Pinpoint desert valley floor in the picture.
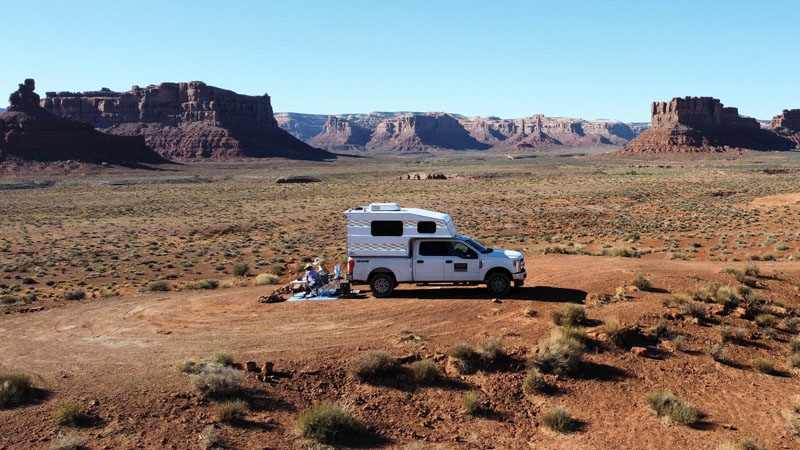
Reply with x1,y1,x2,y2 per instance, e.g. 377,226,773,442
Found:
1,150,800,449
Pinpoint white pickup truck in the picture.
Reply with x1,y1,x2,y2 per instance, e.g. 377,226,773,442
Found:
344,203,526,297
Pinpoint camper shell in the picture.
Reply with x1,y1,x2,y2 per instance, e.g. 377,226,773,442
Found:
345,203,458,257
344,203,526,297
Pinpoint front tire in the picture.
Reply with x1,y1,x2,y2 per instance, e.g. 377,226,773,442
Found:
514,280,524,288
370,273,395,298
486,272,511,297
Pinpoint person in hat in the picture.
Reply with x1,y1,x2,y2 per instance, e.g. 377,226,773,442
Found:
302,263,319,298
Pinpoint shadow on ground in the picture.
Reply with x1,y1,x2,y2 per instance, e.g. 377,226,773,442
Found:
386,286,587,302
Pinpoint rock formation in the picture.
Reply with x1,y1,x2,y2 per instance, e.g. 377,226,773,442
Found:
619,97,796,154
0,79,164,164
42,82,332,161
365,113,490,151
309,116,372,149
771,109,800,146
274,113,329,141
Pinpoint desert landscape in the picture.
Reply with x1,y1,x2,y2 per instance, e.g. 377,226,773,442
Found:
2,2,800,450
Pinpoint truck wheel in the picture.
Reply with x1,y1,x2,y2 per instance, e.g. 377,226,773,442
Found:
486,272,511,297
370,273,395,298
514,280,524,288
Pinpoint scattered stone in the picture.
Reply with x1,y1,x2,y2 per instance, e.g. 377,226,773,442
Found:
244,361,258,372
630,347,648,357
260,362,274,375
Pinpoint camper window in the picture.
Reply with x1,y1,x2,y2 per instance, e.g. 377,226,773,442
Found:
371,220,403,237
419,241,449,256
417,221,436,234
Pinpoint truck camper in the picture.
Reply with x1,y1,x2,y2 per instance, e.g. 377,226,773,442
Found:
344,203,526,297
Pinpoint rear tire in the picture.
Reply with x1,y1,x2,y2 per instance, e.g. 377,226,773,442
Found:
370,273,395,298
486,272,511,297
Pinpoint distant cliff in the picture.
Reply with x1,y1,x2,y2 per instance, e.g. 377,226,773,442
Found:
619,97,796,153
278,111,641,152
42,82,332,161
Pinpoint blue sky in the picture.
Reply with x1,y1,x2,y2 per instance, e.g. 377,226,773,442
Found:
3,0,798,122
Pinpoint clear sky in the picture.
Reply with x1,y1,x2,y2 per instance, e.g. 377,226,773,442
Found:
3,0,798,122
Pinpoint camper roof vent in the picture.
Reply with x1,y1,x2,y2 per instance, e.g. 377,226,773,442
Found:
369,202,402,212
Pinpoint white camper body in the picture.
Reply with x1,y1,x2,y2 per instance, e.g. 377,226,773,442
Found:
344,203,526,297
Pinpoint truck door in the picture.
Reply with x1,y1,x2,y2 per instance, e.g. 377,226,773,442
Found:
445,241,481,281
414,241,447,281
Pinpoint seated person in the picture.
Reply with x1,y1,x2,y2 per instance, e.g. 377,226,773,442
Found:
302,264,319,297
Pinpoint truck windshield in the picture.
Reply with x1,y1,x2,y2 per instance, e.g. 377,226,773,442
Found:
464,238,492,254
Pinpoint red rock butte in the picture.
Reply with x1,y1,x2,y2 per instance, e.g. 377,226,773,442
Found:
619,96,797,154
41,82,333,161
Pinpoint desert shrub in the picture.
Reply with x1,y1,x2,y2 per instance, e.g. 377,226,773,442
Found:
543,245,576,255
755,314,775,328
789,353,800,370
560,325,588,343
679,300,706,319
670,335,688,352
199,425,222,449
143,280,170,292
631,273,652,291
601,317,623,347
782,316,800,331
62,290,85,300
49,434,84,450
763,327,778,340
192,365,243,398
347,350,399,381
522,307,537,318
254,273,279,286
53,399,90,426
542,406,575,433
739,438,766,450
785,408,800,435
790,336,800,353
645,390,699,426
268,264,285,275
210,351,235,367
719,326,748,344
448,343,478,374
751,358,774,374
410,359,439,383
299,402,365,444
670,294,691,306
607,247,638,258
186,279,219,290
462,392,479,415
1,293,36,306
530,330,585,376
649,318,671,338
705,343,727,362
233,263,249,277
0,373,32,407
216,399,247,424
397,328,426,343
714,445,736,450
692,286,714,303
550,304,585,326
522,368,547,394
714,287,738,308
744,262,760,277
734,284,752,299
478,337,503,365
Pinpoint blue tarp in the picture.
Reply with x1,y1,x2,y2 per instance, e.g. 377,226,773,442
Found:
287,289,342,301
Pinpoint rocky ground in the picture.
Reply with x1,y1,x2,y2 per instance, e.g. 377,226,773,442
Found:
1,152,800,449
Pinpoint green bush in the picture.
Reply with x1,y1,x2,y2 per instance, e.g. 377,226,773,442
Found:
601,317,623,347
631,273,652,291
478,337,503,365
186,279,219,290
789,353,800,370
560,325,588,343
714,287,739,308
719,326,748,344
410,359,439,383
254,273,279,286
522,368,546,394
530,330,585,375
607,247,638,258
790,336,800,353
542,406,575,433
755,314,775,328
143,280,170,292
53,399,89,426
679,300,706,319
216,399,247,424
233,263,249,277
298,402,365,444
645,390,699,426
739,438,766,450
462,392,479,415
347,351,399,381
550,304,585,326
0,373,32,407
751,358,774,374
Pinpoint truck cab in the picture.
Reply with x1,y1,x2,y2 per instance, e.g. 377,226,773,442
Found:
345,203,526,297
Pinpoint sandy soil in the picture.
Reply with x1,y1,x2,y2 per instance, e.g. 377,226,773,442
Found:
2,255,799,449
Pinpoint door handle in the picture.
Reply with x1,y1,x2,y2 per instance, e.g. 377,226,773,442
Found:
416,260,423,263
445,260,453,264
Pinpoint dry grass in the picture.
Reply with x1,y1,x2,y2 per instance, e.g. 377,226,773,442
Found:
530,329,585,376
645,390,699,426
0,373,32,407
347,350,399,381
298,402,366,444
542,406,575,433
550,304,586,326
